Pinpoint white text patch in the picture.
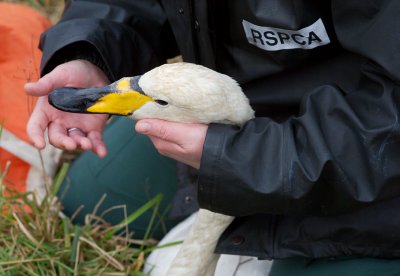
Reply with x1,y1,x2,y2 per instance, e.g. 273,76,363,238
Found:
242,19,330,51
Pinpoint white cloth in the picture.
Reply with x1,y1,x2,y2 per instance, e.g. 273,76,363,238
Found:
0,128,62,201
144,212,272,276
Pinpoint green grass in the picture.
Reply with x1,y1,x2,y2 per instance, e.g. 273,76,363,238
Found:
0,162,180,275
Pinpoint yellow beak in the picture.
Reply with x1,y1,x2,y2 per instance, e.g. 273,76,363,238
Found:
48,76,154,116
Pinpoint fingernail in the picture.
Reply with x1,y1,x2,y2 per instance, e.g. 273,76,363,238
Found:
24,83,32,90
97,147,107,158
136,122,151,133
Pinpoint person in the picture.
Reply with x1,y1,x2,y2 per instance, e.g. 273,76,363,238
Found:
25,0,400,275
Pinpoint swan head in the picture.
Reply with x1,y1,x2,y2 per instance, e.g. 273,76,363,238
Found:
49,63,254,126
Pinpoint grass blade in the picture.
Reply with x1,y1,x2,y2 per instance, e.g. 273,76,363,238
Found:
104,194,163,240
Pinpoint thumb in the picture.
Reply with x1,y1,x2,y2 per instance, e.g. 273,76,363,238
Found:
136,119,174,141
24,73,61,96
136,119,200,144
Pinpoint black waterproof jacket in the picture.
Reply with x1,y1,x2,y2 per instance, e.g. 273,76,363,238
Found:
39,0,400,259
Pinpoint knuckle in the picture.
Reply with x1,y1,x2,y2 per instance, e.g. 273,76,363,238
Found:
157,125,169,140
55,64,69,75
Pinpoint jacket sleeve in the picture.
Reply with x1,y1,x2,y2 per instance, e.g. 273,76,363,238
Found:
39,0,178,80
198,0,400,216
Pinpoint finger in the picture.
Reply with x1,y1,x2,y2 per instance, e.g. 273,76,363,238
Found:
88,131,107,158
136,119,206,145
25,78,56,97
26,107,49,149
135,119,180,143
48,123,76,150
148,135,184,156
68,129,92,151
148,136,200,169
25,68,67,96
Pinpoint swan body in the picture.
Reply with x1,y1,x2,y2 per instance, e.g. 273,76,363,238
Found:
49,62,255,276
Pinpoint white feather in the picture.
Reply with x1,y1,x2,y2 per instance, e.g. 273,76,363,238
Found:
132,63,254,125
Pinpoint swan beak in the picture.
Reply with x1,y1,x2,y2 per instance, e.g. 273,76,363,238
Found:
48,76,154,116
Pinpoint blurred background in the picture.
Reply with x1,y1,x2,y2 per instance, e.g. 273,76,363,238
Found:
1,0,64,22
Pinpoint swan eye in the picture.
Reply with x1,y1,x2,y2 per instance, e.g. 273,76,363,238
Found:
155,99,169,106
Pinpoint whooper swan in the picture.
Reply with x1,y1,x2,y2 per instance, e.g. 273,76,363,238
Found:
49,62,255,276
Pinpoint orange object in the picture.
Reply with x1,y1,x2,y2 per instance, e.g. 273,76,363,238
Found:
0,3,52,193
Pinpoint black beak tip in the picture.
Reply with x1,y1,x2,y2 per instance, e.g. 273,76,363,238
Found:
48,88,69,111
48,87,62,102
48,87,90,113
